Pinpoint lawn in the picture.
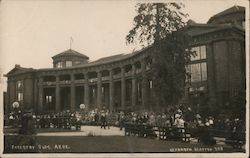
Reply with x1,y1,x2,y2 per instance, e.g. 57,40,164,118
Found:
4,128,79,133
4,135,242,153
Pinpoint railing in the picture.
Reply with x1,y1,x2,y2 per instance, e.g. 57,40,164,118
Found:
125,71,132,77
59,80,71,84
89,78,98,83
75,79,85,83
42,81,56,86
135,69,141,74
124,123,246,149
101,76,109,81
113,74,121,79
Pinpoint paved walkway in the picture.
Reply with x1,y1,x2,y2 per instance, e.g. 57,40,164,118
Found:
37,126,124,136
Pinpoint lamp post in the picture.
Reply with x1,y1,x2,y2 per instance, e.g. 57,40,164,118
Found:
80,104,86,110
12,101,20,127
80,104,86,116
12,101,20,115
12,101,19,109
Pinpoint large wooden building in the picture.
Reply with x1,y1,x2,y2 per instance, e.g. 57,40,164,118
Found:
4,6,245,114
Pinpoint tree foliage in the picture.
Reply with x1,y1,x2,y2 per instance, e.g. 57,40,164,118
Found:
126,3,193,109
126,3,188,45
151,31,192,107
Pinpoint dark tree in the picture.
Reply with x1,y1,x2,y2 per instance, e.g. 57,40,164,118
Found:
126,3,188,44
126,3,193,110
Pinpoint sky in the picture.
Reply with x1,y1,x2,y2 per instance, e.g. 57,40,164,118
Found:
0,0,249,91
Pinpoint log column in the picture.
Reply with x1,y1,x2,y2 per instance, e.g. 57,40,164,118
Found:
97,71,102,107
121,67,126,109
109,69,114,111
70,73,76,111
55,75,61,111
38,77,43,113
141,59,147,109
131,64,137,107
84,72,89,107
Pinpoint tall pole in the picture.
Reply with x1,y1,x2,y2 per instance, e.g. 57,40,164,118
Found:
70,37,73,49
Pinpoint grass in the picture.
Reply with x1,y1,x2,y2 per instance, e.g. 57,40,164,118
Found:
4,135,242,153
4,128,80,134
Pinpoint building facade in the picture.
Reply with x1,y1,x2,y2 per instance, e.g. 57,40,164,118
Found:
4,6,246,115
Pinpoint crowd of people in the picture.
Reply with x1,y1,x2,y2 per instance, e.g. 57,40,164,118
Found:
4,105,245,148
5,104,244,134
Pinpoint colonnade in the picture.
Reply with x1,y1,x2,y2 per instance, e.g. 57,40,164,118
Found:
37,58,152,112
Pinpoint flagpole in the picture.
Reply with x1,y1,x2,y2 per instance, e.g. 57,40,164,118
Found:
70,36,74,50
70,37,72,49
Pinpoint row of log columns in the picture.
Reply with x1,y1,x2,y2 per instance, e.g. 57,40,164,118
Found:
37,58,148,112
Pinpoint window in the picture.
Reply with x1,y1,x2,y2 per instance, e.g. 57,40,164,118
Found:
18,92,23,101
185,65,191,82
201,62,207,81
66,61,72,67
45,96,52,104
191,45,206,61
190,62,207,82
149,80,153,89
75,61,81,65
191,63,201,82
17,81,22,89
56,62,63,68
16,80,24,101
242,21,245,29
102,87,104,94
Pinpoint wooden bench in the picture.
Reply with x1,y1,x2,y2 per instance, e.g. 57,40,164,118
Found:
124,124,245,149
158,127,191,142
124,123,157,138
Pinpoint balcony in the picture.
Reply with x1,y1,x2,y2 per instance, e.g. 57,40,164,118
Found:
102,76,109,81
59,80,71,85
43,81,56,86
89,78,98,83
125,71,132,77
75,79,85,84
113,74,121,79
135,69,141,74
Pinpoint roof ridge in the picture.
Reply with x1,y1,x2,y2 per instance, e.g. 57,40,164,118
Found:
52,49,89,59
207,5,245,24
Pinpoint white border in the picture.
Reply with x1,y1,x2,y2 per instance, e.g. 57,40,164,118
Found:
0,0,249,158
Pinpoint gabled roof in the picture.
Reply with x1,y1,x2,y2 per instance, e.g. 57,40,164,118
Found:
52,49,89,59
92,54,131,64
184,19,245,37
207,5,245,24
5,65,34,77
184,22,222,36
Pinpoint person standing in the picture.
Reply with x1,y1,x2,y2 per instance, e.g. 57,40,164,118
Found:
119,111,125,130
100,110,107,129
94,111,99,126
106,109,111,129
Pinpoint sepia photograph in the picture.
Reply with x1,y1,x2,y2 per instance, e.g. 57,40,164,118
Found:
0,0,249,157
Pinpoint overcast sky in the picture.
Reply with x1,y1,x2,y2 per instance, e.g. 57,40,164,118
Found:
0,0,248,91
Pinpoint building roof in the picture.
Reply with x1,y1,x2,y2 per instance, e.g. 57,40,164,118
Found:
38,45,152,72
5,65,34,76
76,45,152,67
207,5,245,24
184,22,222,36
52,49,89,59
185,19,245,37
92,54,132,64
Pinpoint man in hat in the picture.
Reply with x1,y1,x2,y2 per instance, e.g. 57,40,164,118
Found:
19,109,36,135
100,110,107,129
